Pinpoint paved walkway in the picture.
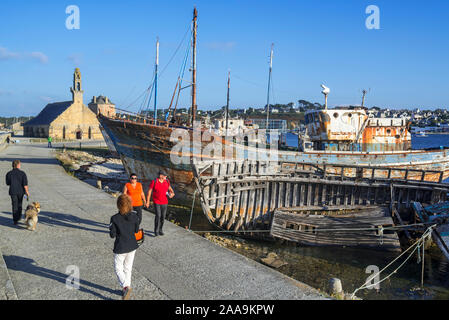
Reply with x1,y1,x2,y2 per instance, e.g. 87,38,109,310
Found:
0,143,324,300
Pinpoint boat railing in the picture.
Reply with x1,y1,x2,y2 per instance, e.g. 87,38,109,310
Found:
194,159,447,184
111,107,171,127
286,162,446,184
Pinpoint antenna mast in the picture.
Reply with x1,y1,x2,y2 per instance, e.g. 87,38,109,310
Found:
361,89,368,107
190,7,198,127
266,43,274,130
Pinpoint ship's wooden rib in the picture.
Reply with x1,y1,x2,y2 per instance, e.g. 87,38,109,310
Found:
193,160,449,248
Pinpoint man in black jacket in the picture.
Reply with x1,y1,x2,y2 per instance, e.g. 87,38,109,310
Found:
5,160,30,225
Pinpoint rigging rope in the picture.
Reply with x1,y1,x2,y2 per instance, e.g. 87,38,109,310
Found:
123,24,191,113
350,225,435,299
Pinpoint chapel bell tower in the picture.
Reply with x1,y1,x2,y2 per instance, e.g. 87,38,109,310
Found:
70,68,84,103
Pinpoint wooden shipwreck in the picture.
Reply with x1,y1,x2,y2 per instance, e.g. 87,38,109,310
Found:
412,201,449,261
193,160,449,250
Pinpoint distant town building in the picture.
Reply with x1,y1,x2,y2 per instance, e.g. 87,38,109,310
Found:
249,118,287,130
10,122,23,136
88,95,116,117
23,68,103,140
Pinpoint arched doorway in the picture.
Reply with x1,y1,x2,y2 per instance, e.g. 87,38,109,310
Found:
63,126,66,140
76,129,82,140
88,127,92,139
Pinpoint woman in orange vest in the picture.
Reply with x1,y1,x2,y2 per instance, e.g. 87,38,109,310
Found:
123,173,146,225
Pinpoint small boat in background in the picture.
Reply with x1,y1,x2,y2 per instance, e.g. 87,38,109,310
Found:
419,131,428,137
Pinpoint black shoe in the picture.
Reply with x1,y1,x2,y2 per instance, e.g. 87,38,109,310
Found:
154,232,159,237
122,287,132,300
159,231,164,236
13,221,18,225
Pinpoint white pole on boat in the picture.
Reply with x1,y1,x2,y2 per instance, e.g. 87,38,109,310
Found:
321,84,330,110
266,43,274,131
226,70,230,138
154,37,159,125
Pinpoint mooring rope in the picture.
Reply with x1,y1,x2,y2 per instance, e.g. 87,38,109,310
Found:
350,225,435,299
188,190,197,231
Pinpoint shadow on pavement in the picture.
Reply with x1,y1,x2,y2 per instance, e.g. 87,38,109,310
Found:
0,157,58,165
32,211,109,234
0,213,24,229
0,211,109,234
3,255,120,300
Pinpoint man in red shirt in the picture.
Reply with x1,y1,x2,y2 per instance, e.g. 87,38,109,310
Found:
145,170,174,236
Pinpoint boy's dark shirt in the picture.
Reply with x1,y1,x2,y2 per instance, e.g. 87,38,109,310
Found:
6,168,28,196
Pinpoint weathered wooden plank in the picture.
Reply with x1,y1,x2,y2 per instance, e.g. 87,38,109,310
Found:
292,183,299,207
307,183,313,206
320,184,327,206
314,183,321,206
300,184,305,207
247,184,256,226
329,185,334,206
285,182,291,208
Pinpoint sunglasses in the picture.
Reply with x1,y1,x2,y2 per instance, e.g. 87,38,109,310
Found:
131,177,138,180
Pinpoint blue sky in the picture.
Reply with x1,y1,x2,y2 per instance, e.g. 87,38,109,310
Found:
0,0,448,117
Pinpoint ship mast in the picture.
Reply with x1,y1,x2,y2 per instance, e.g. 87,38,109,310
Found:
265,43,274,130
190,7,198,127
154,37,159,124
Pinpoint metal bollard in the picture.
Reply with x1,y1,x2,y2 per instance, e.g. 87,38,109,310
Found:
97,180,102,189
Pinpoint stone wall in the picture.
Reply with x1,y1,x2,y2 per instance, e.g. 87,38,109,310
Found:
24,125,49,138
50,102,103,140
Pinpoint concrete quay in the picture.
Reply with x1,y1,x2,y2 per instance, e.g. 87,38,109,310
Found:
0,142,325,300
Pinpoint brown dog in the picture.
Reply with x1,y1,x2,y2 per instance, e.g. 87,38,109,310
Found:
25,202,41,231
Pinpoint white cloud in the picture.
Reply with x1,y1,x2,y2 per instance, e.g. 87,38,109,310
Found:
0,89,13,96
28,52,49,64
205,42,236,51
0,47,20,60
0,46,48,64
39,96,54,103
67,53,83,65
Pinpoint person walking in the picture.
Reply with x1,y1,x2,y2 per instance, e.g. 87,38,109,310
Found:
47,136,52,148
5,160,30,225
109,194,140,300
145,170,174,236
123,173,146,226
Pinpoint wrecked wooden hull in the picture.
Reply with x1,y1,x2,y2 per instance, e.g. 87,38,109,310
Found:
271,206,401,251
193,159,449,248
